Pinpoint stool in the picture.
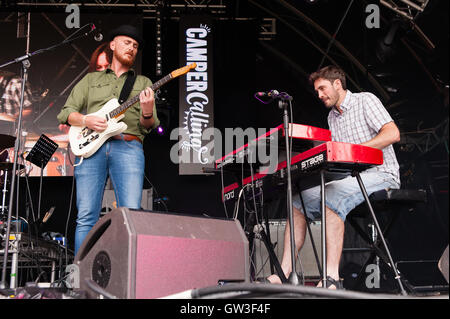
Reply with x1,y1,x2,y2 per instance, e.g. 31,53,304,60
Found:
344,188,427,292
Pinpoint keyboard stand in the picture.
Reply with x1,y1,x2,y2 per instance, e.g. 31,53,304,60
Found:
317,168,407,295
352,170,407,295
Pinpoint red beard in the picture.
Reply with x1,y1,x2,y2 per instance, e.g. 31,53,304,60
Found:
115,51,135,67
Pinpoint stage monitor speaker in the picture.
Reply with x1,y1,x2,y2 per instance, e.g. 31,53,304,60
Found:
253,219,321,279
438,245,449,283
74,207,249,299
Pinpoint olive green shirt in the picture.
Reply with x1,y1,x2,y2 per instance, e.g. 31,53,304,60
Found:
57,68,159,142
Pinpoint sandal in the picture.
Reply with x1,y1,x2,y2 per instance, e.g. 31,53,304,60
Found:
257,274,282,284
322,276,344,290
255,277,271,284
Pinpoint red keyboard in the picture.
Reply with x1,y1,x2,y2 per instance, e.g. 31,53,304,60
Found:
222,141,383,203
215,123,332,170
294,141,383,172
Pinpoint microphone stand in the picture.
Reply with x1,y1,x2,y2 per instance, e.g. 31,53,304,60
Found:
275,92,300,285
0,23,95,289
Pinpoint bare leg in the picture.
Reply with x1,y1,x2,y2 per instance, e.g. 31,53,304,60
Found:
266,205,345,288
266,207,307,283
316,206,345,289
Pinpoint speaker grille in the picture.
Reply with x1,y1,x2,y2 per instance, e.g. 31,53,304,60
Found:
92,251,112,288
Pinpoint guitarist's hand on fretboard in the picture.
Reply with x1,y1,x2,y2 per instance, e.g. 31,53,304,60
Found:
139,87,155,115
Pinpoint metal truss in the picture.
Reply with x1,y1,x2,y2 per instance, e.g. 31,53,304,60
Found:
380,0,430,21
259,18,276,40
14,0,227,10
399,117,449,155
10,0,440,104
380,0,435,51
13,1,274,39
12,1,231,26
248,0,391,102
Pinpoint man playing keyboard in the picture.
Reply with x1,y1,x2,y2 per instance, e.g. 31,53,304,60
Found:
266,65,401,289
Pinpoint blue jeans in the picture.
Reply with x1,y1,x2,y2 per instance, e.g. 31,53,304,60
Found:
73,139,145,255
292,171,400,222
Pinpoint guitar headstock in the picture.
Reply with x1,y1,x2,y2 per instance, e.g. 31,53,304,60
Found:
171,63,197,78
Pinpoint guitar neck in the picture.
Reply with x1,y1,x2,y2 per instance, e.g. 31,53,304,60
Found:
109,73,173,119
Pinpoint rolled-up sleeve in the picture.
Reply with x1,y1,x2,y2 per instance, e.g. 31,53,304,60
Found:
57,74,89,124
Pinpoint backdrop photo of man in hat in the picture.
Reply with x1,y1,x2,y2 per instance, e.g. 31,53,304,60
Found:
57,25,160,255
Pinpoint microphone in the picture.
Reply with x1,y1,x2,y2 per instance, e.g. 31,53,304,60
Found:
254,89,293,103
256,89,280,98
90,23,103,42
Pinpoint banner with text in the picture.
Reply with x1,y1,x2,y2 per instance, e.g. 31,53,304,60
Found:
178,15,214,175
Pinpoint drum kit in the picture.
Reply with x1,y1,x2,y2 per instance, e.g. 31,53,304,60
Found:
24,133,73,177
1,133,73,176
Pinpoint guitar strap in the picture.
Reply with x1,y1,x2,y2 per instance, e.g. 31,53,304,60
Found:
118,71,137,104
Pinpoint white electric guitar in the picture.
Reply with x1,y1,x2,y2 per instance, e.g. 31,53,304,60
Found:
68,63,196,159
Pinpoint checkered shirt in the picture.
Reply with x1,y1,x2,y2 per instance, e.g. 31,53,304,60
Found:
0,76,32,117
328,90,400,186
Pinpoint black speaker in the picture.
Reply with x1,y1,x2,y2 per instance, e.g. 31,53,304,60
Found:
75,207,249,299
439,245,449,283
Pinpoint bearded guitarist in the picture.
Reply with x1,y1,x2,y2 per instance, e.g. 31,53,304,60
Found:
57,25,160,255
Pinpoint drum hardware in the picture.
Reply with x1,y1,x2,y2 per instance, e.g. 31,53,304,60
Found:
0,162,25,171
1,164,10,218
24,134,58,222
24,133,72,177
0,162,25,217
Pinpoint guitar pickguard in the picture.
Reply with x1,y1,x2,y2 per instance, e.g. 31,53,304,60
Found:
79,131,100,150
81,126,95,138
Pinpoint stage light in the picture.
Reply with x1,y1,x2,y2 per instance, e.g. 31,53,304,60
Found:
156,125,165,136
376,20,401,63
154,90,171,137
155,0,164,76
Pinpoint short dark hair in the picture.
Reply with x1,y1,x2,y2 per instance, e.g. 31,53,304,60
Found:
309,65,347,90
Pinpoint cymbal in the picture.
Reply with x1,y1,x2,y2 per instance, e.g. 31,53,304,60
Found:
0,162,24,171
0,113,16,122
0,134,15,149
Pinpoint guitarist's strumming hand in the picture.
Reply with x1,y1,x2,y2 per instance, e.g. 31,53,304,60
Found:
84,115,108,132
139,87,155,114
67,112,107,132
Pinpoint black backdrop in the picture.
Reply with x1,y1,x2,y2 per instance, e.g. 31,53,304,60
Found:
1,5,447,288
